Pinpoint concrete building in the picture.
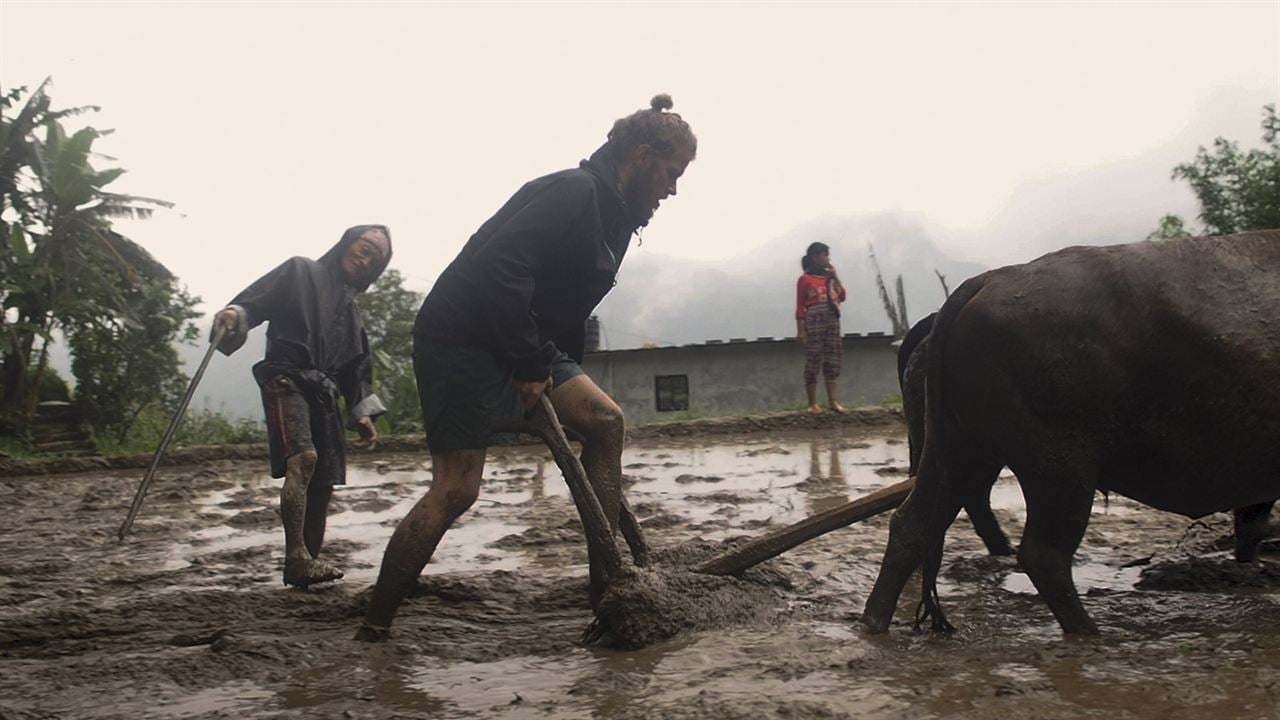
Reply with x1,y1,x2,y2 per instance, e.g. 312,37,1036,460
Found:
581,333,901,424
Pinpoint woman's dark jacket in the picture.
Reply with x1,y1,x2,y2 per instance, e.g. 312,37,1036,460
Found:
219,224,391,424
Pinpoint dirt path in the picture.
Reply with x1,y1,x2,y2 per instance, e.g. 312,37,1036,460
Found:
2,426,1278,719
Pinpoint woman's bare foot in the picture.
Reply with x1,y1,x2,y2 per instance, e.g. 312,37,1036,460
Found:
807,404,823,415
828,402,846,414
283,555,344,588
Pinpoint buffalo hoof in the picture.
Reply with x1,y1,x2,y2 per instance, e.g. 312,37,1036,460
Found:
859,611,892,634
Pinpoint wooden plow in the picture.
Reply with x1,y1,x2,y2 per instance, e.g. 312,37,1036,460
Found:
513,396,913,647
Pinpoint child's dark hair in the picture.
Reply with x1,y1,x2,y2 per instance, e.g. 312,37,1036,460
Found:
802,242,831,273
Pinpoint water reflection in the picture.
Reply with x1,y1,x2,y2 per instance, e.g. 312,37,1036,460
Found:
798,441,852,515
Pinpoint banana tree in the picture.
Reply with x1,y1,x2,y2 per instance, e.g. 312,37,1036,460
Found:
1,80,171,431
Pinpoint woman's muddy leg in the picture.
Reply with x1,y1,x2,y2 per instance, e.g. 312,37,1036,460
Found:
358,449,484,641
282,450,342,587
304,482,333,558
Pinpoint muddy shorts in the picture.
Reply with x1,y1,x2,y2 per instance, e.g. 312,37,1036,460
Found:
261,374,346,486
413,339,583,452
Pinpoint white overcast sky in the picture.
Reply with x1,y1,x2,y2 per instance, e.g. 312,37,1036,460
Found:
3,1,1278,318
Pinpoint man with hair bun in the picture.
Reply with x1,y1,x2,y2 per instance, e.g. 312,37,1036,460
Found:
357,95,697,641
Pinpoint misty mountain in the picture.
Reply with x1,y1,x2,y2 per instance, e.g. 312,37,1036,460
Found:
594,212,986,349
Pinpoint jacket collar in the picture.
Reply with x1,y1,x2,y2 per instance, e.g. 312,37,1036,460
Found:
581,145,646,234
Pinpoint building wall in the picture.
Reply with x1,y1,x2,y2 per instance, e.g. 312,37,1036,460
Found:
582,335,900,424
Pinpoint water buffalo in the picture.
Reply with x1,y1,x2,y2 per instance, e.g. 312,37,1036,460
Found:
865,231,1280,635
899,314,1015,556
900,314,1275,562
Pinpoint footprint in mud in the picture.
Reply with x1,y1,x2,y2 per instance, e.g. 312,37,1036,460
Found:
191,545,276,566
347,495,396,514
633,509,686,530
79,484,127,510
218,492,260,510
675,474,724,484
489,519,584,549
792,475,842,490
684,491,759,504
224,507,280,528
737,446,792,457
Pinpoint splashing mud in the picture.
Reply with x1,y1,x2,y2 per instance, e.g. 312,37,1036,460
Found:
2,427,1278,718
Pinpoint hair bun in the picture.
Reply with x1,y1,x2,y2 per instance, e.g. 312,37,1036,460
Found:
650,94,674,112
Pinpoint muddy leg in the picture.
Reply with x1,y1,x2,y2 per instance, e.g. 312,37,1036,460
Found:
1233,500,1275,562
964,477,1015,556
357,449,484,641
551,375,635,604
304,483,332,558
281,450,342,588
1016,470,1099,635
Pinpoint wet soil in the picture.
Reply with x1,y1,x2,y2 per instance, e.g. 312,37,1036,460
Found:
2,425,1278,718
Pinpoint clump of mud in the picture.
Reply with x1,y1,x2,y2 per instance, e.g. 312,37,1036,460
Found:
1137,554,1280,592
588,542,786,649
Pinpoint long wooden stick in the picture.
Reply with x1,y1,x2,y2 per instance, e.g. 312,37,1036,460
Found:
522,395,624,579
693,478,915,576
117,327,226,541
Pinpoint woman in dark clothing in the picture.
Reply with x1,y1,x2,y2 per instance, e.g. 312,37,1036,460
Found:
795,241,847,415
210,224,392,588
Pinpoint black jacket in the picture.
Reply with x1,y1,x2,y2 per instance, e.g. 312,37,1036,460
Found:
219,224,392,422
415,147,641,380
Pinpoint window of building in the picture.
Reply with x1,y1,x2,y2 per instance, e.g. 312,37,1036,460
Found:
654,374,689,412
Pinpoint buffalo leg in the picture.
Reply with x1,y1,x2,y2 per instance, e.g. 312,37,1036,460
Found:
863,447,975,633
1233,501,1275,562
862,484,933,633
963,477,1015,556
1016,467,1099,635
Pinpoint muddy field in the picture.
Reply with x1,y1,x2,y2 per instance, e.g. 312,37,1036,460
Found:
2,424,1278,719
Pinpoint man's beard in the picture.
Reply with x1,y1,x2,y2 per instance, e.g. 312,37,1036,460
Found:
622,174,657,227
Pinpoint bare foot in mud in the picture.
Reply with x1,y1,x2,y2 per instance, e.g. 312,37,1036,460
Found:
283,556,344,588
828,403,846,414
807,404,823,416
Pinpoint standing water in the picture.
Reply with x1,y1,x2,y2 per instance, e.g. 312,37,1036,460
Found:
2,427,1277,718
